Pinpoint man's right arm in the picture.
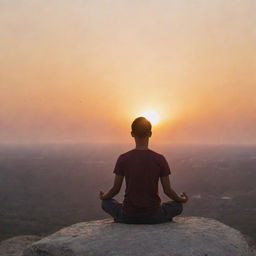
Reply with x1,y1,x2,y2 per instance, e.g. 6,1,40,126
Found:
160,175,188,203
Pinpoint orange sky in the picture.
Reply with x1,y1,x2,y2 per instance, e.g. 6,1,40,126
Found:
0,0,255,144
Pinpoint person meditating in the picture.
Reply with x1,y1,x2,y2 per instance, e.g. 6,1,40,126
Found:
99,116,188,224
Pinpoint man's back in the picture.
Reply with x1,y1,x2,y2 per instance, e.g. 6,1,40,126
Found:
113,149,171,217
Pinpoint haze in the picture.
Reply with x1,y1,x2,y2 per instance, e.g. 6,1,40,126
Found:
0,0,255,144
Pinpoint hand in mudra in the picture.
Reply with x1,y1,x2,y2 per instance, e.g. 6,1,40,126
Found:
179,192,188,203
99,191,105,200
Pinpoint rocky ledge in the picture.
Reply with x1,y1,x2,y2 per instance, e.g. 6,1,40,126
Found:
0,235,42,256
21,217,254,256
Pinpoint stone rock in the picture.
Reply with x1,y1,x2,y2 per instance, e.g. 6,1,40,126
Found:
22,217,254,256
0,235,41,256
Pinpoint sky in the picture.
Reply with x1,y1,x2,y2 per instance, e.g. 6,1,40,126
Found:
0,0,255,144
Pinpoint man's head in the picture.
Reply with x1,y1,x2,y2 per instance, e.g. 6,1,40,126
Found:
131,117,152,138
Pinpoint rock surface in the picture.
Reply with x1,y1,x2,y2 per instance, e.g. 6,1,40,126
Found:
0,235,41,256
22,217,254,256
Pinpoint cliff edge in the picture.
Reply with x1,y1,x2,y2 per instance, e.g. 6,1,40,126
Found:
21,216,254,256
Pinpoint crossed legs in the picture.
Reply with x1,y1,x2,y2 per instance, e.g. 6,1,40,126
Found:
101,199,124,222
101,199,183,224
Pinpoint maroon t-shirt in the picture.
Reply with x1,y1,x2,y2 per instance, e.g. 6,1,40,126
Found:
113,149,171,217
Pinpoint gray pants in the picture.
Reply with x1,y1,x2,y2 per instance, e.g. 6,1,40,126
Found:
101,198,183,224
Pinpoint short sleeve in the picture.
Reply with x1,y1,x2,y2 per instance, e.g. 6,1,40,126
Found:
159,155,171,177
113,155,125,176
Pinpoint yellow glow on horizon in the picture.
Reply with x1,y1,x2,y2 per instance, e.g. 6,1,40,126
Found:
0,1,255,144
140,110,160,125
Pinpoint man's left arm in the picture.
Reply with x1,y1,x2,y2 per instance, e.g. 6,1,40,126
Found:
99,174,124,200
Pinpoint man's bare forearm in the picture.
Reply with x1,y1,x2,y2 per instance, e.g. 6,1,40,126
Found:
101,187,119,200
164,187,182,202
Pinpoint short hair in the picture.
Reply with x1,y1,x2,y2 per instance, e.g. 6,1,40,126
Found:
131,117,152,138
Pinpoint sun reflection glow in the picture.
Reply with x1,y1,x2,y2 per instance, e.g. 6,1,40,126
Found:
140,110,160,125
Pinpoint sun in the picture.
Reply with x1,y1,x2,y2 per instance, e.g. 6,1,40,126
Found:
140,110,160,125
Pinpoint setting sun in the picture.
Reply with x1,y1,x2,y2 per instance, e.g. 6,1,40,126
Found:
140,110,160,125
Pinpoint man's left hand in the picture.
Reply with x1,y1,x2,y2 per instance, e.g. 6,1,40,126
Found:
99,190,105,200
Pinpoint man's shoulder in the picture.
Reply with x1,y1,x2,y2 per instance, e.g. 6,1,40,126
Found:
148,149,164,156
118,149,164,159
148,149,166,161
118,149,134,159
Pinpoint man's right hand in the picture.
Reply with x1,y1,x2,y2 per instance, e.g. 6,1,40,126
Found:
178,192,188,203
